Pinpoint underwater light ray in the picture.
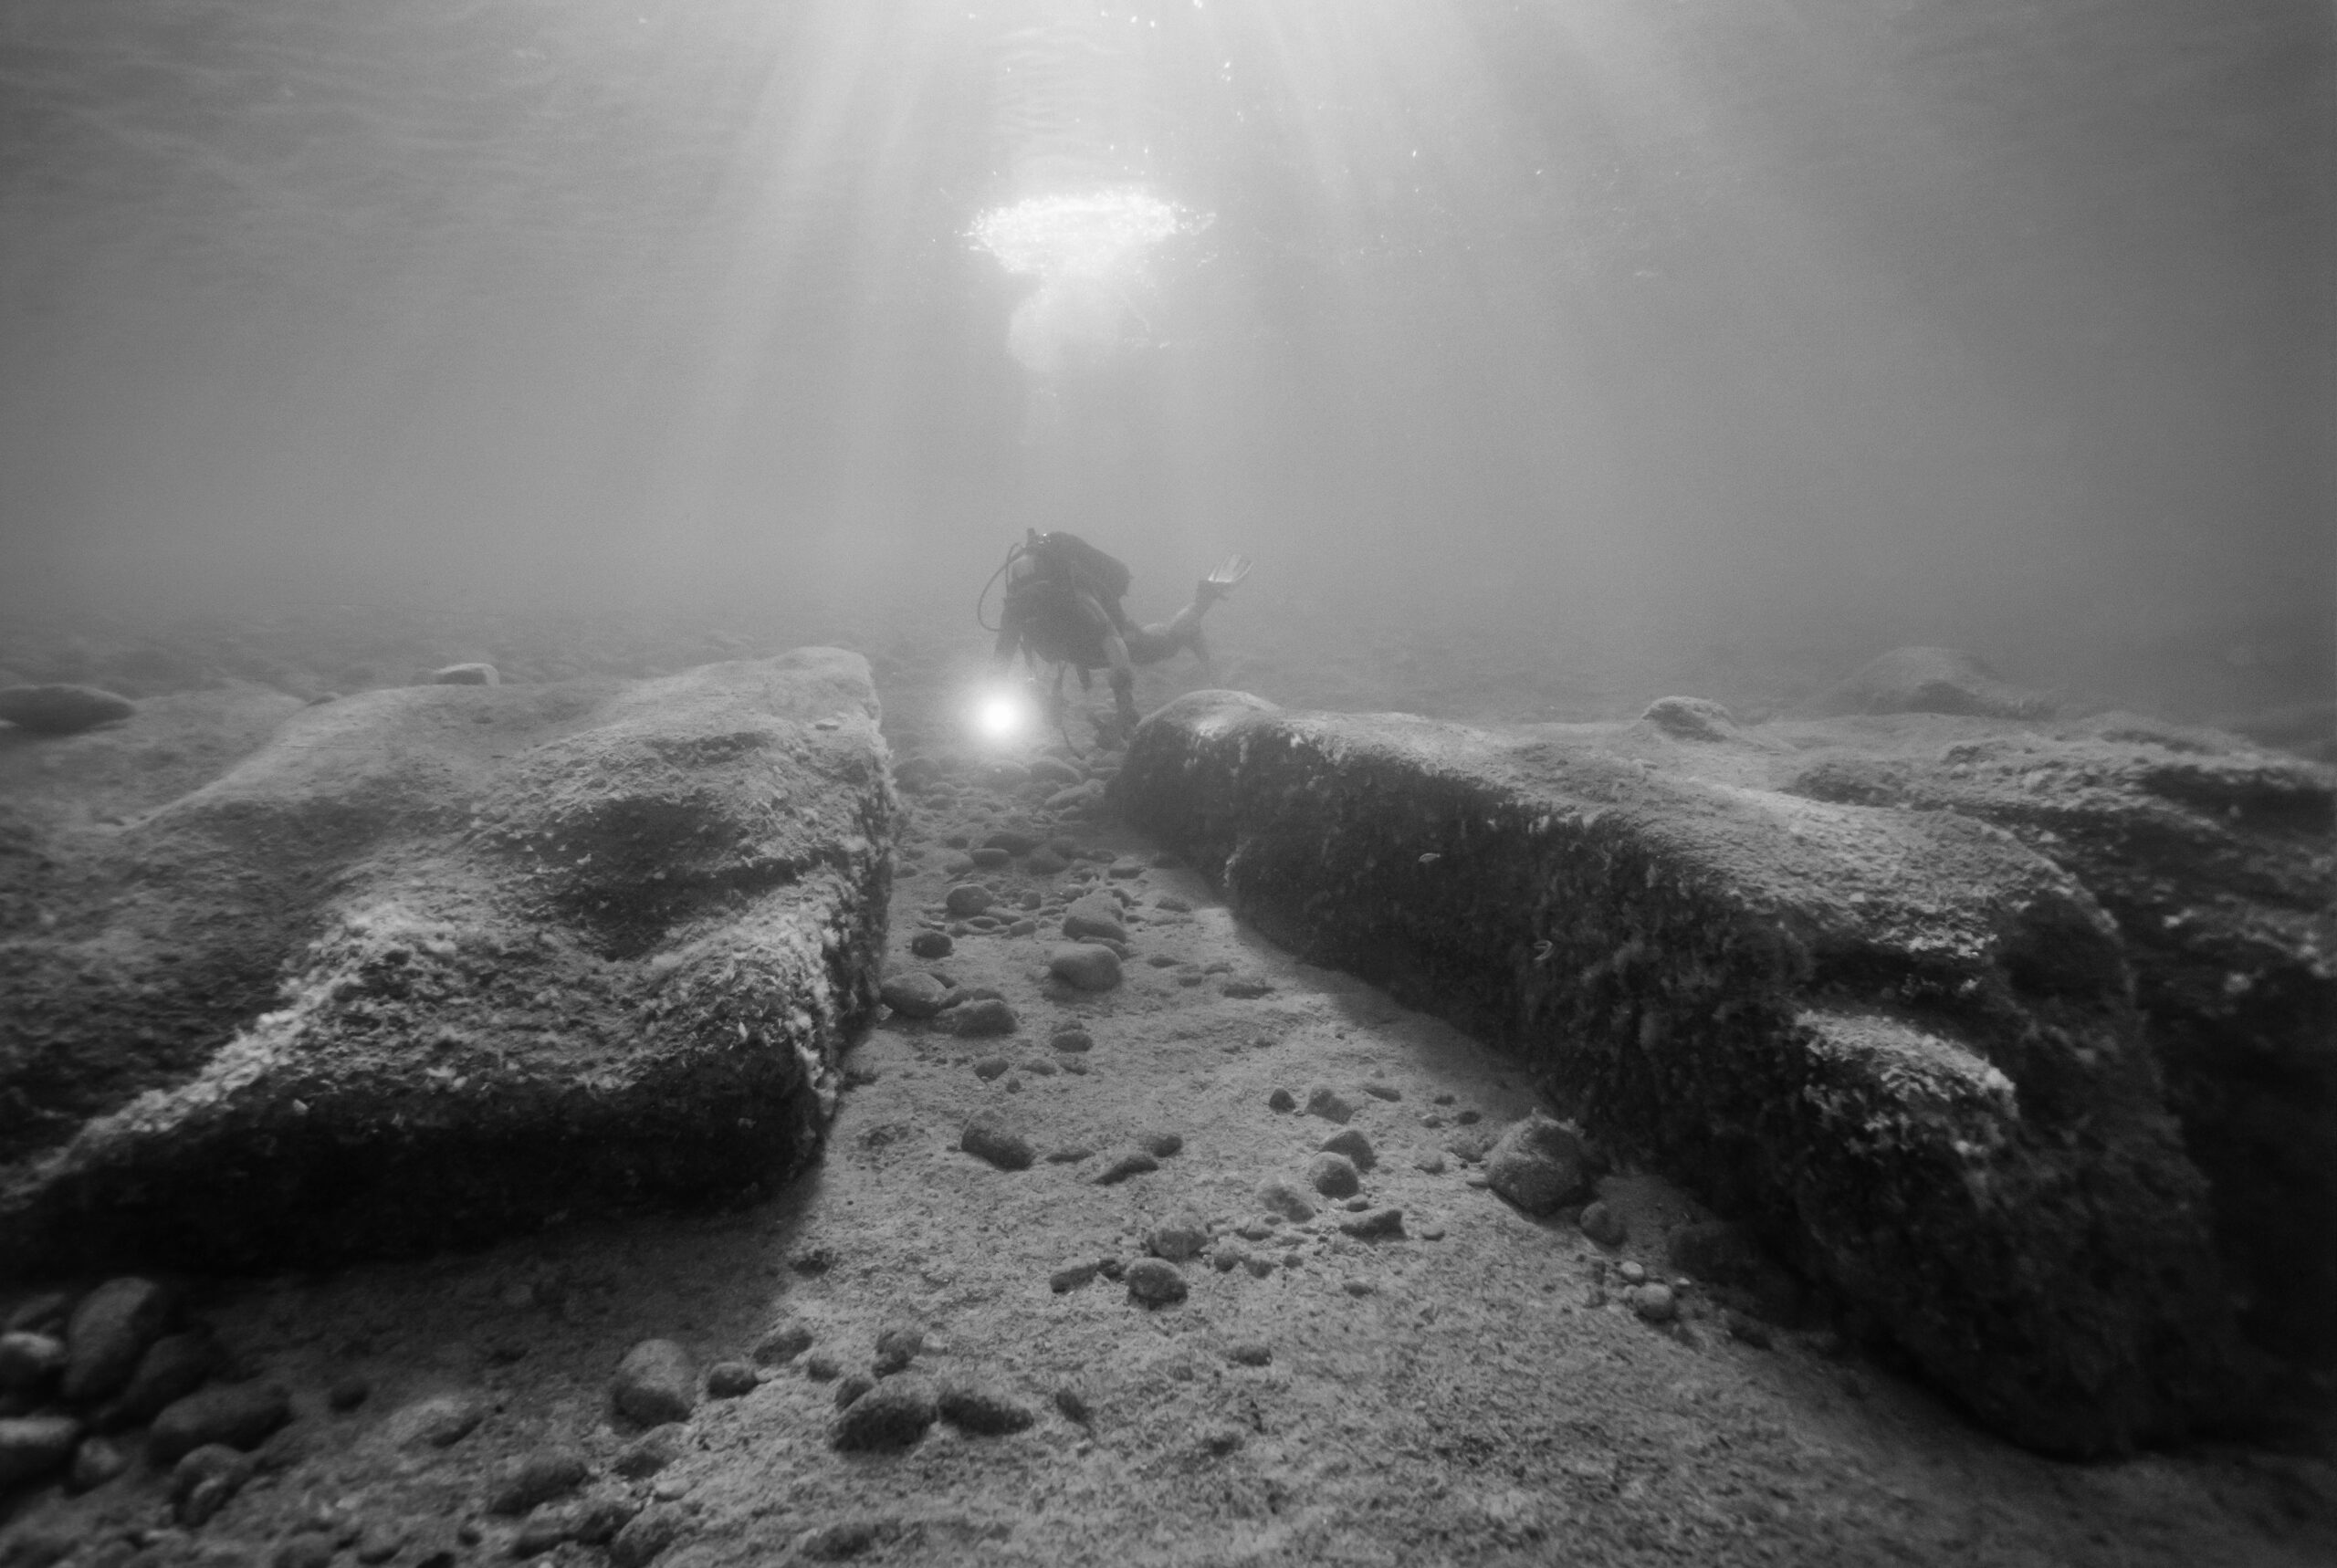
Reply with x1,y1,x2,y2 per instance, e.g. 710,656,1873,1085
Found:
625,0,928,586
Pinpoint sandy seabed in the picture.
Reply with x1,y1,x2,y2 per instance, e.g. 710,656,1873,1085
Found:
1,592,2332,1568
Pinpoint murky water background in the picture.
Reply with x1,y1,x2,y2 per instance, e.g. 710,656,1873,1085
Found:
1,0,2327,705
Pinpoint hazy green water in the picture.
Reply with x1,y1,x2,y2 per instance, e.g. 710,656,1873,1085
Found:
0,0,2327,687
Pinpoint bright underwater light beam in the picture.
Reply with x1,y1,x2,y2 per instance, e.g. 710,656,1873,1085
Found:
972,187,1200,441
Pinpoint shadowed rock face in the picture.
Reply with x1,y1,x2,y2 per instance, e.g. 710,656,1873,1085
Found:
1778,710,2336,1372
0,652,893,1271
1112,691,2331,1455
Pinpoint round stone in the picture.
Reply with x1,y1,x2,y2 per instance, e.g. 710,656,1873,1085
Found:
1124,1259,1189,1307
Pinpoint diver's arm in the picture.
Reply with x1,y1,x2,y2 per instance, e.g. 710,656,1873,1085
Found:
1102,625,1138,728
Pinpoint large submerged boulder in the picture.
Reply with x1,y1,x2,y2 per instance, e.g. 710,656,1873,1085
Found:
1114,690,2333,1455
1811,646,2054,720
0,652,893,1271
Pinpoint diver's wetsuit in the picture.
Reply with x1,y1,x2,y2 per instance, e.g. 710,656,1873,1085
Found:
991,531,1231,738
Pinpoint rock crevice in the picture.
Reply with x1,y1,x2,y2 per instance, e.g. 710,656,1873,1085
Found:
1111,690,2330,1454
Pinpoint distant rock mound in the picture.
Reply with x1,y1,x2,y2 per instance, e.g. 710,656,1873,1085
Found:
0,652,893,1272
1812,646,2054,720
1114,690,2334,1455
0,684,136,736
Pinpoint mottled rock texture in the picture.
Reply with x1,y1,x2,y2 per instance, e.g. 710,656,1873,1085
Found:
1114,691,2333,1455
0,653,894,1271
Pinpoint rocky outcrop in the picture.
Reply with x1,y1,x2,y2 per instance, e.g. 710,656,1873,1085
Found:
0,653,893,1272
1777,710,2335,1371
1113,691,2332,1454
0,685,137,736
1811,646,2054,720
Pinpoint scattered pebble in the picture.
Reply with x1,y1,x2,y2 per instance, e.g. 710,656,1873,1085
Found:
0,1416,80,1489
1225,1343,1273,1367
833,1377,938,1450
1342,1280,1376,1298
354,1521,411,1564
1094,1149,1160,1185
611,1504,687,1568
802,1354,843,1383
705,1362,759,1399
62,1276,172,1404
1338,1207,1406,1240
1484,1114,1589,1216
1318,1128,1377,1171
1360,1082,1402,1102
879,973,951,1019
951,998,1019,1036
1140,1130,1184,1157
271,1533,337,1568
1579,1201,1628,1248
909,930,954,958
1044,1145,1095,1164
1198,1424,1246,1456
1147,1216,1209,1262
1256,1179,1316,1222
1050,1028,1095,1053
1124,1260,1189,1307
1307,1153,1362,1199
1619,1261,1647,1285
833,1374,875,1410
752,1322,814,1366
1211,1243,1246,1273
944,884,993,917
1631,1284,1678,1323
1053,1387,1092,1427
171,1443,256,1526
1304,1086,1357,1124
938,1382,1035,1436
1049,944,1124,991
149,1382,289,1463
1416,1222,1447,1241
613,1427,685,1479
973,1056,1012,1082
489,1448,591,1515
68,1434,127,1492
1062,893,1128,943
1414,1151,1446,1175
613,1340,697,1427
1050,1261,1101,1293
1267,1088,1296,1113
380,1391,485,1449
1221,978,1273,998
0,1332,63,1395
872,1324,924,1376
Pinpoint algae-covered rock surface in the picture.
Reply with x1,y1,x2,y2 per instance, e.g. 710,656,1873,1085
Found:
1113,691,2333,1455
0,652,893,1271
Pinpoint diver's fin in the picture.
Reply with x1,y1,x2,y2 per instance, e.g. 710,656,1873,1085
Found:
1206,554,1252,590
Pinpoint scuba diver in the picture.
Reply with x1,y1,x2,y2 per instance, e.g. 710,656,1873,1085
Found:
984,529,1251,747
